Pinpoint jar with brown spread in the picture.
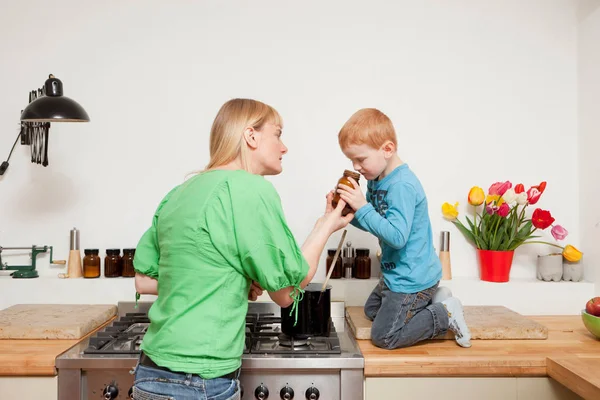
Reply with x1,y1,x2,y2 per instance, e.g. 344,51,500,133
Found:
104,249,122,278
83,249,101,279
332,170,361,216
326,249,343,279
355,248,372,279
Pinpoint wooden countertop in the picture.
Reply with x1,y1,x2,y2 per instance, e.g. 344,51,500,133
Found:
0,317,115,376
547,357,600,400
356,316,600,378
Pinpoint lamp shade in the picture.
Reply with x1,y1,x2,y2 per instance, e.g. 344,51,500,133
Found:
20,75,90,122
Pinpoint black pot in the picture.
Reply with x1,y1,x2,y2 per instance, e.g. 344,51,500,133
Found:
281,282,331,338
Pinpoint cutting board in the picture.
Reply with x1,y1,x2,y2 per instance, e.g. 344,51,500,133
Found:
346,305,548,340
0,304,117,339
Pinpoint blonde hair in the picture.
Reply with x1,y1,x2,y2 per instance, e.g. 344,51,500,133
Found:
204,98,283,172
338,108,397,150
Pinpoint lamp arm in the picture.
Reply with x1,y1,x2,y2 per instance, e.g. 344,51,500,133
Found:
0,129,22,176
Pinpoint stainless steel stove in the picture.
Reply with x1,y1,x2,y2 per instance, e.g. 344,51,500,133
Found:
56,301,364,400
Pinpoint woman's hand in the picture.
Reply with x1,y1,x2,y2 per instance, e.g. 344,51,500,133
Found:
336,177,367,211
248,281,264,301
319,191,354,234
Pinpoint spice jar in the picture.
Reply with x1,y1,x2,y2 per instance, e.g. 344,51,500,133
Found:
355,248,371,279
104,249,122,278
83,249,101,279
326,249,343,279
332,170,361,216
121,248,136,277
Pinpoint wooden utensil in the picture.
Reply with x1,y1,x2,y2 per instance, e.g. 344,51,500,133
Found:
318,229,347,303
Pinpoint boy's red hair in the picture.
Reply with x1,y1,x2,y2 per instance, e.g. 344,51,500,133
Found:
338,108,397,149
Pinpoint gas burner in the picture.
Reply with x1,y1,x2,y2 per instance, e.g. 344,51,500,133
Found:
278,334,309,347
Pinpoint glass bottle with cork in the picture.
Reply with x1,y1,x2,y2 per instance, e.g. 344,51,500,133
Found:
83,249,101,278
332,170,361,216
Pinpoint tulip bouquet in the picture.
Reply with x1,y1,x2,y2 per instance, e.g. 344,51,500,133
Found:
442,181,582,262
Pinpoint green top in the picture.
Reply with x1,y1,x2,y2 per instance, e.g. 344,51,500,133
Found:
133,170,309,379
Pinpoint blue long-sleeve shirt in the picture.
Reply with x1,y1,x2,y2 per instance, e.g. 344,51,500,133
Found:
352,164,441,293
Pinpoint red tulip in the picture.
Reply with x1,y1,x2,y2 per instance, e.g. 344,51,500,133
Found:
497,203,510,218
488,181,512,196
532,209,555,230
514,183,525,194
526,181,547,205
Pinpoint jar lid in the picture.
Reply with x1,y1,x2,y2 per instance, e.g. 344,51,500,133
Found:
343,170,361,180
106,249,121,256
327,249,337,256
123,248,136,253
84,249,99,254
356,248,370,256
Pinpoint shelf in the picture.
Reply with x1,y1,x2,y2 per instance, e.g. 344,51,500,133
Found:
0,275,593,316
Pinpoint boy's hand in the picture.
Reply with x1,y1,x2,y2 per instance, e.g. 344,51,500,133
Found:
248,281,264,301
337,177,367,211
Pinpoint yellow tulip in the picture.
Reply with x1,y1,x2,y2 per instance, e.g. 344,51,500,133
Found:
468,186,485,206
486,195,505,207
562,245,583,262
442,202,459,221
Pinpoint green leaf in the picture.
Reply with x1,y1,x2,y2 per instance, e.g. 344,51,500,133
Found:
464,216,481,248
454,220,476,246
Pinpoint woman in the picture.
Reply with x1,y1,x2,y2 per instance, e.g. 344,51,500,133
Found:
132,98,353,400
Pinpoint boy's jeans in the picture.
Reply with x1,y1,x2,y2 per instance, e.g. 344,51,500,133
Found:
364,278,449,350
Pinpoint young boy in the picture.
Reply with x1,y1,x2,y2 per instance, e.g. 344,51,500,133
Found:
336,108,471,349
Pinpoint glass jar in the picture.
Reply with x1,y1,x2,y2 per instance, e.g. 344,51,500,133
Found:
83,249,101,279
121,248,136,277
104,249,122,278
332,170,361,216
326,249,343,279
355,248,371,279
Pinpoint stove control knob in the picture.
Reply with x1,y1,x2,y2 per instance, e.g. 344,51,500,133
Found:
102,384,119,400
255,384,270,399
280,385,295,399
305,387,320,400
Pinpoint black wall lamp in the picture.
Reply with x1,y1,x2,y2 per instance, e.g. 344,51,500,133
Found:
0,74,90,176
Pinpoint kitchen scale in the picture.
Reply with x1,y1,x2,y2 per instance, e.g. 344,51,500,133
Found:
0,245,65,278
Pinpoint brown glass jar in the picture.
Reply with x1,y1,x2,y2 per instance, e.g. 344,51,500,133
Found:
332,170,361,216
122,248,136,277
355,248,371,279
104,249,122,278
83,249,101,278
326,249,343,279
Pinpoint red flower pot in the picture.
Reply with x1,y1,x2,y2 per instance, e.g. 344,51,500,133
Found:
477,249,514,282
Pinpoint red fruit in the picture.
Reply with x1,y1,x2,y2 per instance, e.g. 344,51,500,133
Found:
586,297,600,317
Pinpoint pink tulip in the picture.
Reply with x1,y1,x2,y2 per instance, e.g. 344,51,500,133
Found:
488,181,512,196
486,203,498,215
497,203,510,218
551,225,568,241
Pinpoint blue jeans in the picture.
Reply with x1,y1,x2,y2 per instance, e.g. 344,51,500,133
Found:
364,279,449,349
133,363,240,400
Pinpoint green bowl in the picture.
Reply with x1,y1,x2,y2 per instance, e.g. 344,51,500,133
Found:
581,310,600,339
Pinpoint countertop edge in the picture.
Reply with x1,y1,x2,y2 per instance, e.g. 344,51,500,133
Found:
0,316,116,377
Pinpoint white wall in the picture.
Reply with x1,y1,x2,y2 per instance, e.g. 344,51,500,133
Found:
0,1,586,310
578,3,600,293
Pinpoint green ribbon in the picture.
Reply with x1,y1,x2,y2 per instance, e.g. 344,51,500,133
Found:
288,286,305,326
